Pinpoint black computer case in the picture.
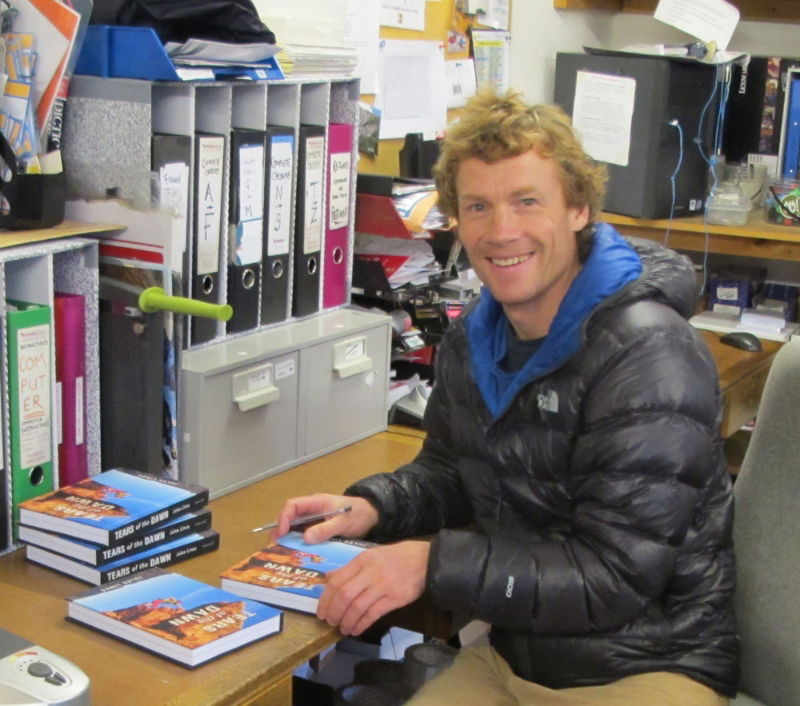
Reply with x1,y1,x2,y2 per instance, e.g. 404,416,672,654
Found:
554,51,719,219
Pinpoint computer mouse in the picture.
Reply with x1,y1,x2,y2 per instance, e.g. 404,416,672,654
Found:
719,331,763,352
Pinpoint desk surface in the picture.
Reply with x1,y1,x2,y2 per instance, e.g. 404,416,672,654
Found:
0,431,423,706
0,335,777,704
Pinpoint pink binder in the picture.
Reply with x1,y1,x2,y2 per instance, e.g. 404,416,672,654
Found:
322,123,354,309
54,292,88,486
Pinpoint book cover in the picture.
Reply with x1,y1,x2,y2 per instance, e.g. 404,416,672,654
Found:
67,568,283,668
17,469,209,545
19,508,212,566
27,528,220,585
220,531,374,613
6,299,54,537
54,291,88,487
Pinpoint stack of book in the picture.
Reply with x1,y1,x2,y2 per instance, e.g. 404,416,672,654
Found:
17,470,218,585
67,568,283,668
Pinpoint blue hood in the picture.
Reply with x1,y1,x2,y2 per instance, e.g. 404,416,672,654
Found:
465,223,642,419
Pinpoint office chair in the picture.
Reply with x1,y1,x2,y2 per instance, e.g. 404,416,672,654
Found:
730,340,800,706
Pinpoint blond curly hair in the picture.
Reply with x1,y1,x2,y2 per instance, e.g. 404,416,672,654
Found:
433,90,608,261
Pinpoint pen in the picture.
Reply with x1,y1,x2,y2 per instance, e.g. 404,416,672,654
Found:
251,505,353,533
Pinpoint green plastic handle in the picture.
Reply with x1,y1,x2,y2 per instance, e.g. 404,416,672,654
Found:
138,287,233,322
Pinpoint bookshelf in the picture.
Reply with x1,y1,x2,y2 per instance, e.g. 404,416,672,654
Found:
59,76,391,499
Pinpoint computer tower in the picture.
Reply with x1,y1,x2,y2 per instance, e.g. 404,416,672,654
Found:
554,52,719,219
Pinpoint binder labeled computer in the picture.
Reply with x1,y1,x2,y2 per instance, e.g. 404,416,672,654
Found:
191,133,226,344
6,299,54,536
227,128,266,333
292,124,326,317
322,123,354,309
261,125,295,325
54,292,88,487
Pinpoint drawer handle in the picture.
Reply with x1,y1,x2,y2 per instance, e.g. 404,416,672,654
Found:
334,357,373,379
234,386,280,412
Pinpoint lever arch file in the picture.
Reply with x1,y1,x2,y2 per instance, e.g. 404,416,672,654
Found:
191,133,226,344
227,128,266,333
292,124,325,317
261,125,295,325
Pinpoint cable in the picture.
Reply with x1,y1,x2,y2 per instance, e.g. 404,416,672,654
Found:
664,119,684,247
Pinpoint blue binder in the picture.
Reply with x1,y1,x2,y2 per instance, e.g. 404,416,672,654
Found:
781,73,800,180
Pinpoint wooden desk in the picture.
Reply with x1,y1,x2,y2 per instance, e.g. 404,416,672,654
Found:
603,211,800,263
700,330,781,438
0,335,776,704
0,431,423,706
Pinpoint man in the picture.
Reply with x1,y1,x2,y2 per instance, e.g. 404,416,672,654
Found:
274,90,738,704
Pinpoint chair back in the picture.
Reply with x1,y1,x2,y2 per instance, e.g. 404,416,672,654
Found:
733,340,800,706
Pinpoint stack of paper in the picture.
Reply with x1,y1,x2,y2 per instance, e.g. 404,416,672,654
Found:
690,309,800,342
275,44,358,77
354,233,441,288
165,39,279,68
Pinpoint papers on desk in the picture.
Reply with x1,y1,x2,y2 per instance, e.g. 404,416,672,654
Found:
690,309,800,342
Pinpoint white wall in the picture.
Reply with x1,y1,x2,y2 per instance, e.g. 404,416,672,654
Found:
510,4,800,104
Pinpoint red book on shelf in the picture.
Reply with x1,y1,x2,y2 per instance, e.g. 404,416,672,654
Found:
54,291,88,486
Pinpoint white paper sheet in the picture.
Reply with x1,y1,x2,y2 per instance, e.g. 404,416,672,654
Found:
571,71,637,168
654,0,740,53
472,30,511,93
375,39,447,140
380,0,426,31
445,59,477,109
346,0,381,94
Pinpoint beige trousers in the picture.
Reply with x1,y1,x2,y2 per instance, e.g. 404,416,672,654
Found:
405,645,730,706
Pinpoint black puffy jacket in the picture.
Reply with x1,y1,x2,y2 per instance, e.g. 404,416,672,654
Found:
347,227,739,697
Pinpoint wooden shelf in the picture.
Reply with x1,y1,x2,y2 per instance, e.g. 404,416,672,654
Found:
554,0,799,23
0,220,122,250
602,210,800,262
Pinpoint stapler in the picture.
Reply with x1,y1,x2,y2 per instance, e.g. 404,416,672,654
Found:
0,628,90,706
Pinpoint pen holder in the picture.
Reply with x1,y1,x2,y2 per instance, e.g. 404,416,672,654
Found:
0,133,65,231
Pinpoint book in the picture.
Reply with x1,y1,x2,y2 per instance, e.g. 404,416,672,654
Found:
220,531,374,613
67,568,283,668
27,528,220,585
19,508,212,566
17,469,209,545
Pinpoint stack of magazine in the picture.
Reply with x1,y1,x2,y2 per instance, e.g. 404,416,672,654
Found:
17,469,218,585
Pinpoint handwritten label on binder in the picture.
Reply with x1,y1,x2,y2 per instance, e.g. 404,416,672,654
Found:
268,135,294,257
302,135,325,254
17,323,51,468
329,151,352,230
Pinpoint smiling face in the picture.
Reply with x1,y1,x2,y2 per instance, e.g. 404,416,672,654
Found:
456,149,589,340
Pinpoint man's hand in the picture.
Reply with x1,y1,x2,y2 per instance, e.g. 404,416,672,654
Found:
317,540,430,636
272,493,379,542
